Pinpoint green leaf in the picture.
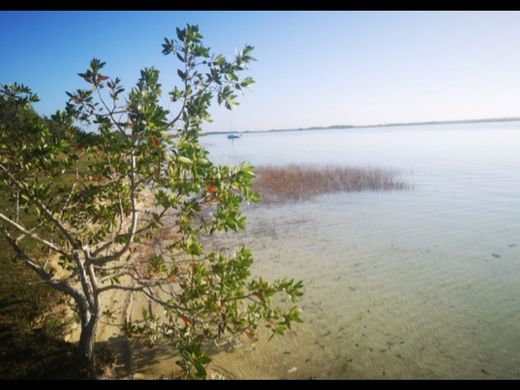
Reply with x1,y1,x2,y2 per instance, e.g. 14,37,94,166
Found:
177,156,192,165
0,25,304,382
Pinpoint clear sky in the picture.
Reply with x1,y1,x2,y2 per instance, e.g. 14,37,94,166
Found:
2,11,520,132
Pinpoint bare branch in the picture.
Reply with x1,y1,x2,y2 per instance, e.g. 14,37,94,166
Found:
0,212,69,255
87,150,138,265
96,88,129,138
58,181,78,220
141,286,188,312
91,206,168,257
15,220,43,244
166,50,191,129
0,162,80,249
97,284,144,294
98,270,132,284
0,225,82,301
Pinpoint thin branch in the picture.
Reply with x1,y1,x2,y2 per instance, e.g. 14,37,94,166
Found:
0,225,82,302
166,49,190,129
97,284,145,294
0,213,69,255
117,195,125,234
96,88,129,138
0,162,80,249
93,263,133,272
98,270,132,284
87,150,138,265
15,220,43,244
58,181,78,220
166,96,187,129
15,190,20,223
91,206,168,257
141,286,187,312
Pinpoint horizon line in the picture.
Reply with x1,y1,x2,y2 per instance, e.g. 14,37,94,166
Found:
204,115,520,135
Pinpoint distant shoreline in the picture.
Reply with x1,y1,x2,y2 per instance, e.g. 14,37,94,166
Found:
202,116,520,136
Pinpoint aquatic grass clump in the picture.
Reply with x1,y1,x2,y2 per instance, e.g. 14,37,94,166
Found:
253,164,410,204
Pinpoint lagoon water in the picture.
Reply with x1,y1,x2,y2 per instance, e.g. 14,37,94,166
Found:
138,122,520,379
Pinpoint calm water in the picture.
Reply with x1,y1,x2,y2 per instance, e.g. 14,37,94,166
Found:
154,122,520,378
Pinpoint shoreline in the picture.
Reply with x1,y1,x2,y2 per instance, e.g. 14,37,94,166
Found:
202,116,520,136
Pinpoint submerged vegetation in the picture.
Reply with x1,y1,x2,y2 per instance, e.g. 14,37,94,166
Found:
253,164,410,204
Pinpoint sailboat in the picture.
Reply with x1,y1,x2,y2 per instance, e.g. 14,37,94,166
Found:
227,115,241,139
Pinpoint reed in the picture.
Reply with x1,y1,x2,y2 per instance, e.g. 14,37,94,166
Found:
253,164,410,204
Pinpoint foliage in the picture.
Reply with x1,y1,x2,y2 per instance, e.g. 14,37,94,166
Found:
0,86,79,379
0,24,303,379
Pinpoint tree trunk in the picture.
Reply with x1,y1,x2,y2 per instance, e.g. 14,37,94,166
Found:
78,310,99,379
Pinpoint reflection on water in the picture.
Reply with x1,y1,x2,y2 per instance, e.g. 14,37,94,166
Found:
160,121,520,378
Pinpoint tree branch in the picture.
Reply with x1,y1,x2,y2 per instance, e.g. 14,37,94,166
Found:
0,162,80,249
166,49,190,129
0,212,69,255
87,150,138,265
0,225,82,302
97,284,145,294
96,88,129,138
91,205,168,258
15,220,43,244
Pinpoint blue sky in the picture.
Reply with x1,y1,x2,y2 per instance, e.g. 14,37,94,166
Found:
2,11,520,132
